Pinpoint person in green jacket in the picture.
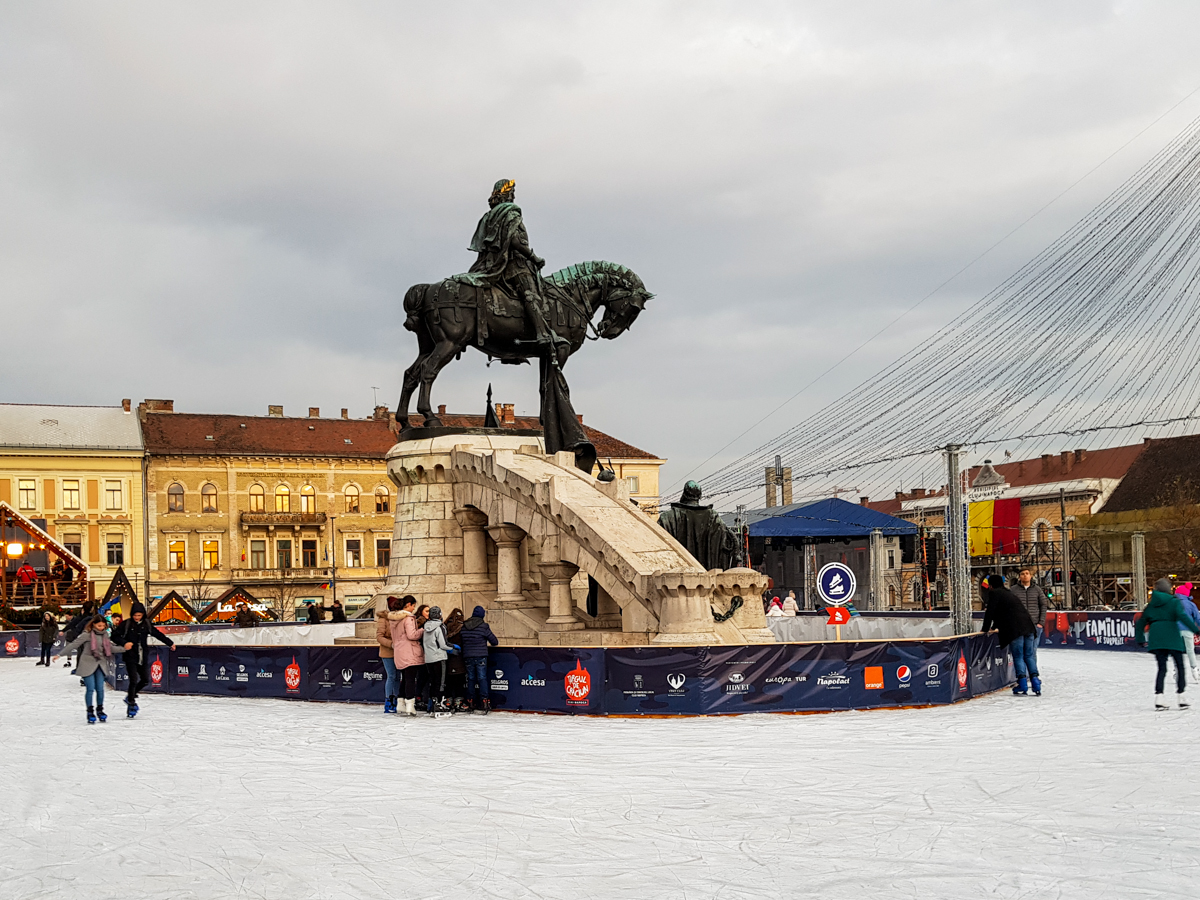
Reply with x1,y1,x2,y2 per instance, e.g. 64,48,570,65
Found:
1136,578,1200,710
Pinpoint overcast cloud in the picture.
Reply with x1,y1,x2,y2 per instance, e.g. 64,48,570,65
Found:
3,2,1200,500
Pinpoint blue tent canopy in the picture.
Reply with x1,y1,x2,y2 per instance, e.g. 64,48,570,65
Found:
748,497,917,539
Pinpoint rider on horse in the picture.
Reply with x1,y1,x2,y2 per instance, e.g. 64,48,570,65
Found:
468,179,566,350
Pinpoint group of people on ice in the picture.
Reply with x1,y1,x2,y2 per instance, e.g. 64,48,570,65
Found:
375,595,498,716
41,599,176,724
980,568,1200,708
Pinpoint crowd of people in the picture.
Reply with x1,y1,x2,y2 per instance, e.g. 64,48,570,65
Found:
376,595,497,715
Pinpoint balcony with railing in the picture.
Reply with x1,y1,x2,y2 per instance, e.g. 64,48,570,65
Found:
230,567,333,584
239,512,327,528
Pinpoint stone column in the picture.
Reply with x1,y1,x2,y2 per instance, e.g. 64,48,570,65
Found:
487,523,526,604
453,507,489,576
540,561,583,631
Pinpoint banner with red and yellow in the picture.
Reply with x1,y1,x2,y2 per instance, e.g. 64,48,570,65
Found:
967,498,1021,557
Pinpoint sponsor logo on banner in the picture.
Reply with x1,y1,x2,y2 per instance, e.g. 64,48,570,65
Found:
667,673,686,691
957,654,968,691
633,674,643,689
864,666,884,690
765,674,804,684
986,656,993,672
256,668,272,679
928,664,938,678
236,664,248,683
729,673,744,683
217,665,230,682
623,671,652,699
817,670,851,688
363,671,383,682
491,668,509,691
1083,616,1136,646
521,675,546,687
176,665,190,678
897,665,911,684
198,664,209,680
565,659,592,706
284,657,302,693
342,668,354,684
150,658,163,685
4,638,19,655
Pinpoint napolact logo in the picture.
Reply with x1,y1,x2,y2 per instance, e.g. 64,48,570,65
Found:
564,659,591,705
285,656,302,692
817,670,851,687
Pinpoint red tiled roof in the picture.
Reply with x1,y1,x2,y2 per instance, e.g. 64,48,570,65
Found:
143,410,659,461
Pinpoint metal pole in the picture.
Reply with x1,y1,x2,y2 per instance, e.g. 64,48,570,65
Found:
329,514,337,618
870,527,885,611
1131,531,1146,607
1059,488,1072,609
945,444,972,634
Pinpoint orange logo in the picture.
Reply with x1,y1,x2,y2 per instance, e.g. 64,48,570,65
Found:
565,659,591,705
864,666,884,690
285,657,302,692
4,639,18,654
150,657,163,685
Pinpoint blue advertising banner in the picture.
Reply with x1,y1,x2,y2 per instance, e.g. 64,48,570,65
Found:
1041,611,1143,651
307,647,387,703
489,646,605,713
604,646,703,715
170,647,310,700
1,630,27,658
964,633,1014,697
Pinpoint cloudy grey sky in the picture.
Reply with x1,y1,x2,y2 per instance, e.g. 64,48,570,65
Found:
4,2,1200,499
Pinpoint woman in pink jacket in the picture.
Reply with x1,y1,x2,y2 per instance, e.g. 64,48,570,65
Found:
388,595,425,716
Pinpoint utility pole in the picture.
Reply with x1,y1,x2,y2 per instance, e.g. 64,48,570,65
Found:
1131,531,1146,607
734,504,747,568
329,514,337,617
1059,487,1072,609
945,444,971,634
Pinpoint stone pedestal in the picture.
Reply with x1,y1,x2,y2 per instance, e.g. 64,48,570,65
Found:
487,523,526,606
540,561,584,631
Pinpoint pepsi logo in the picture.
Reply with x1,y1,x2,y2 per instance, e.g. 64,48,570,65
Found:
896,665,911,684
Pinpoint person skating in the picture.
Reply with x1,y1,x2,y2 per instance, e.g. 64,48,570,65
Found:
1011,568,1049,639
378,597,399,713
1174,583,1200,680
422,606,453,714
388,595,425,717
62,601,95,671
460,605,499,713
54,615,118,724
1137,578,1200,710
444,607,467,711
112,601,176,717
37,610,59,666
981,574,1041,695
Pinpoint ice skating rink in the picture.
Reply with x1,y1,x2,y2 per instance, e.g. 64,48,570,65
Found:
2,650,1196,899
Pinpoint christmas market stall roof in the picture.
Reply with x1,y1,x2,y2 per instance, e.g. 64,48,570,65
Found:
739,497,918,539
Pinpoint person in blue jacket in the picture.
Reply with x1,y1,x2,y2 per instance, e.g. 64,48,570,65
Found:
459,605,499,714
1175,583,1200,680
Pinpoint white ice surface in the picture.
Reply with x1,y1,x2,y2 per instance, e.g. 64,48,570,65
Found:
2,650,1197,900
171,623,357,646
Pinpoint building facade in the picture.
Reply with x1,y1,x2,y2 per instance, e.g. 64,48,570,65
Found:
0,402,147,598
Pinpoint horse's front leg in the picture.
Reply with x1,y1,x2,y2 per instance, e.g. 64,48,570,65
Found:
396,353,425,431
416,338,460,427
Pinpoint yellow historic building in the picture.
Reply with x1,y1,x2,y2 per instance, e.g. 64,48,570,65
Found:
0,401,146,598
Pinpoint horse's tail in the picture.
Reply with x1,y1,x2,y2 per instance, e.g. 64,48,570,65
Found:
403,283,432,333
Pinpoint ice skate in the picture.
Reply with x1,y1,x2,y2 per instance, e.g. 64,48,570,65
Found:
1180,697,1190,709
480,698,491,715
97,705,107,723
1031,676,1042,696
1013,677,1028,696
383,697,396,714
125,697,138,718
1155,695,1170,711
86,705,96,725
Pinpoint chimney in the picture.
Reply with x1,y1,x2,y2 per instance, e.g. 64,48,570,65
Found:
437,404,446,416
121,399,131,412
373,405,389,421
1074,448,1087,464
137,399,174,422
576,414,583,423
1041,454,1052,475
895,490,905,500
1144,437,1152,445
1018,461,1025,477
268,405,283,417
500,403,515,425
341,408,349,420
915,488,926,498
1060,450,1071,474
860,496,869,506
308,407,320,418
765,467,777,508
781,468,792,506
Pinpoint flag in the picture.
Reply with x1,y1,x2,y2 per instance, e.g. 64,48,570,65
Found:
968,498,1021,556
319,582,331,590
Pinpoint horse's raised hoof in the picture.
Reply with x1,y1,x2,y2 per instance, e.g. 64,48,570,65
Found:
420,415,443,428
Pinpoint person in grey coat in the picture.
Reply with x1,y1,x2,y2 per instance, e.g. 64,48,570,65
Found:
422,606,453,713
55,616,119,724
1011,568,1048,632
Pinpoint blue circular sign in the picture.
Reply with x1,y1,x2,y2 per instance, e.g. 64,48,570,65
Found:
816,562,856,605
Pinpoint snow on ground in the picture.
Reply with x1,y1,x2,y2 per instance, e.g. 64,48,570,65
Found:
2,650,1197,900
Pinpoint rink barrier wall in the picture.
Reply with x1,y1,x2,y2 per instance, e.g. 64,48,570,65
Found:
90,633,1018,715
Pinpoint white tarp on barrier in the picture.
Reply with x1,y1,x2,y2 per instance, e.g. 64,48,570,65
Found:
767,615,956,642
171,623,358,646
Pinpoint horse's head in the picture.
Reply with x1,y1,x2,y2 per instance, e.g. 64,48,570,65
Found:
596,276,653,339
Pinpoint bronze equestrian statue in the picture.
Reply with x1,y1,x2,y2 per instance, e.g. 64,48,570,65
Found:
397,179,653,472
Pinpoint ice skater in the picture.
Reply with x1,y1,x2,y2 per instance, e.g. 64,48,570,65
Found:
1174,582,1200,680
422,606,453,714
388,595,425,717
53,615,118,724
460,605,499,714
377,597,399,714
444,607,467,711
1137,578,1199,710
36,611,59,666
61,600,95,670
112,601,176,718
980,574,1041,695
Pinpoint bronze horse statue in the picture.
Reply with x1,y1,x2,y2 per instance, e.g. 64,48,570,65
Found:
397,260,652,433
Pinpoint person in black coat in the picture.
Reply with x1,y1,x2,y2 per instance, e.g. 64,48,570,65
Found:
460,605,499,713
981,574,1040,696
112,601,175,715
329,600,347,623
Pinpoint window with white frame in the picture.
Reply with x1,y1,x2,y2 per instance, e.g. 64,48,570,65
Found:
106,539,124,565
201,483,218,513
248,484,265,512
167,483,185,512
18,479,35,509
63,479,80,510
345,539,361,567
105,481,122,510
169,540,186,570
